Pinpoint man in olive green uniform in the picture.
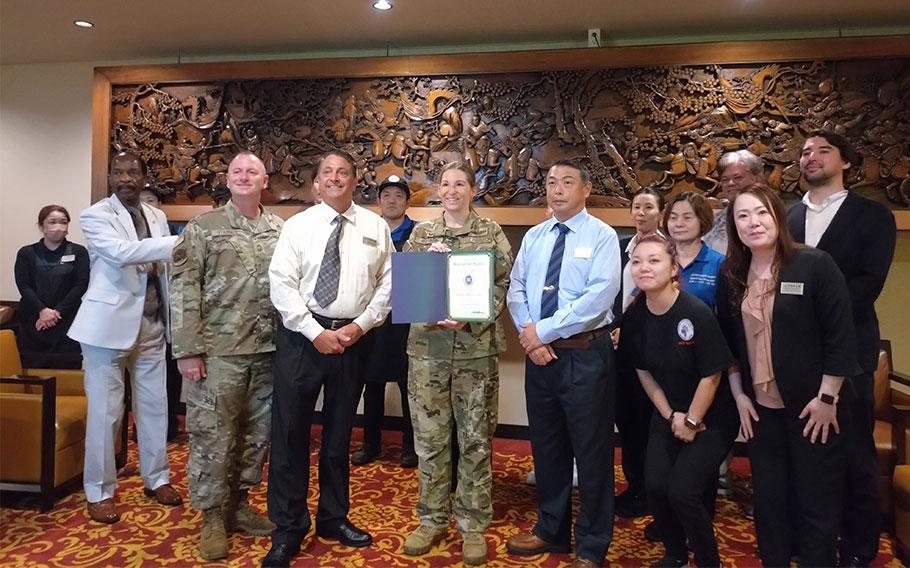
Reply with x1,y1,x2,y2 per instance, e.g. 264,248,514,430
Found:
402,162,513,566
170,151,283,561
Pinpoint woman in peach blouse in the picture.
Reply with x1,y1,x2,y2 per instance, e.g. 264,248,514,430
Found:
717,184,859,567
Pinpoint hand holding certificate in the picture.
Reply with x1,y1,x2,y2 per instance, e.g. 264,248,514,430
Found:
391,250,494,324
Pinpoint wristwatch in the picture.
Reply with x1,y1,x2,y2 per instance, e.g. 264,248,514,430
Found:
818,393,838,405
684,415,701,430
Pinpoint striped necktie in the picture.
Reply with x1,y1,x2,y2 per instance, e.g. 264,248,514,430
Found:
314,214,345,307
540,222,569,319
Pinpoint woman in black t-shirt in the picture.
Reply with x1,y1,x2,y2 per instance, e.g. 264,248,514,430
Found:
13,205,89,368
619,234,736,568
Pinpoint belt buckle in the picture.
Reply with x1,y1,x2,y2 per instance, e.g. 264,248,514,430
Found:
330,319,345,331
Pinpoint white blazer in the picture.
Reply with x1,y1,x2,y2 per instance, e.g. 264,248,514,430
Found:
68,194,178,350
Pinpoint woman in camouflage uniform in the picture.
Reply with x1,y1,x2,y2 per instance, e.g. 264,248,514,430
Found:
401,162,512,566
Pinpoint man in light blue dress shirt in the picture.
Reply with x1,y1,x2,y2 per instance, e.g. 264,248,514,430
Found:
505,159,621,568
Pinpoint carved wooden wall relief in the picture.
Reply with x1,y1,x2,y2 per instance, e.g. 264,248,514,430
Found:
109,59,910,208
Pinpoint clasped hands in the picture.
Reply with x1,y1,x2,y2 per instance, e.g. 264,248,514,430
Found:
313,322,364,355
35,307,61,330
519,321,557,366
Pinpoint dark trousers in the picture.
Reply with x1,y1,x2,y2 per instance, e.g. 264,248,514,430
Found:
615,362,651,494
525,333,616,564
839,372,881,562
645,414,735,567
750,404,847,567
267,324,371,546
360,380,414,452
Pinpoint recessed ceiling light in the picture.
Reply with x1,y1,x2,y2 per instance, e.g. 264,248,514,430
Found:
372,0,393,10
74,20,94,28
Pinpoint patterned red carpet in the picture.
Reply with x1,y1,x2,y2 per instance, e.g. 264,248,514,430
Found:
0,428,902,567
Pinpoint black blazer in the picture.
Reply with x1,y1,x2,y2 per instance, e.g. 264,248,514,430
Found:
717,248,861,417
787,192,896,373
610,236,633,330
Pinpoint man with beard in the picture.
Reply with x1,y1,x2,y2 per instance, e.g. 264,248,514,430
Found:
788,130,896,567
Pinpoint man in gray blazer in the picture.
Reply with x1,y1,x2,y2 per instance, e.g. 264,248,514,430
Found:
68,151,182,523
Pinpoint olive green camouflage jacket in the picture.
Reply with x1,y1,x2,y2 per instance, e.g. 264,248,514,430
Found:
169,201,283,358
404,211,512,360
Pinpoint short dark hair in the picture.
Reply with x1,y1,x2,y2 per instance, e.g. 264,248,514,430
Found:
663,191,714,237
317,149,357,174
38,204,70,225
549,159,591,184
804,129,860,173
110,150,148,175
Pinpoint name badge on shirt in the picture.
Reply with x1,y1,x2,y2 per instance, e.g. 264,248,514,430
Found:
362,236,378,247
780,282,804,295
61,254,76,263
574,247,592,258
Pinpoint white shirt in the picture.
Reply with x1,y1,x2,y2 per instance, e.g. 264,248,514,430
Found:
802,190,848,248
269,201,393,342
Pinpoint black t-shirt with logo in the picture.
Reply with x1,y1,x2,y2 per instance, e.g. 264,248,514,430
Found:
619,290,737,432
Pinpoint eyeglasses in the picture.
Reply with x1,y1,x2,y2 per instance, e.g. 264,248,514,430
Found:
720,174,746,185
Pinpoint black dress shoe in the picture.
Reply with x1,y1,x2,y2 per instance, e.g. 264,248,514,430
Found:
400,451,418,468
316,519,372,547
839,555,870,567
351,446,380,466
261,543,299,567
644,520,662,542
615,490,649,518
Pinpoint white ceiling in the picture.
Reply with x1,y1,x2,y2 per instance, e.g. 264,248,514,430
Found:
1,0,909,65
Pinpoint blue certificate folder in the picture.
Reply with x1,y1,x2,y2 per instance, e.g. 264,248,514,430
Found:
391,252,447,323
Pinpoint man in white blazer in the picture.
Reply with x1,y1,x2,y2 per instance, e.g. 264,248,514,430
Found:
68,151,182,523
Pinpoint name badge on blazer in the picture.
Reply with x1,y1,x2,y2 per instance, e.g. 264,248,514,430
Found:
362,236,378,246
61,254,76,263
780,282,804,295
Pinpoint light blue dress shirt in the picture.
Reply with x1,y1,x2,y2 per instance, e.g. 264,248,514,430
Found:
507,209,621,345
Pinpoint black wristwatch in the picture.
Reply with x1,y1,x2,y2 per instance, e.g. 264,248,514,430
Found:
818,393,838,406
684,415,701,430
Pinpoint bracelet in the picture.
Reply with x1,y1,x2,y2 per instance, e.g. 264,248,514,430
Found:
665,411,676,423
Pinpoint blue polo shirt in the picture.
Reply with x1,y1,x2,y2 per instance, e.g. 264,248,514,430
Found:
679,242,725,310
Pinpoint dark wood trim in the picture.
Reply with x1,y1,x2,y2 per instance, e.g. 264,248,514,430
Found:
94,36,910,84
91,70,113,204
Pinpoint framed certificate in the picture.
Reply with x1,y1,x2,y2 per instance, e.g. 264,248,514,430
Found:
391,250,495,323
446,251,494,322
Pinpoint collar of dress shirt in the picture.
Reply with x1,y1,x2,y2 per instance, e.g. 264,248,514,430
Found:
546,208,588,235
802,189,848,213
315,201,356,223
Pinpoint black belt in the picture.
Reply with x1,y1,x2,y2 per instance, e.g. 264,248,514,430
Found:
551,326,610,350
312,313,355,331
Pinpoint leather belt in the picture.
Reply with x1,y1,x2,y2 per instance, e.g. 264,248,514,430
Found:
551,326,610,350
312,313,355,331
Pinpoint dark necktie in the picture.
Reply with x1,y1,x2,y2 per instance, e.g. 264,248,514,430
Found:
314,214,345,307
540,222,569,319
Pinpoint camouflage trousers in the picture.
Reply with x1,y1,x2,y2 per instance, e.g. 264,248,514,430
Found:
408,355,499,533
185,352,273,510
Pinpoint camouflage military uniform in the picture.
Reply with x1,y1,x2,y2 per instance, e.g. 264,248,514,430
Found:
169,200,282,511
404,211,512,534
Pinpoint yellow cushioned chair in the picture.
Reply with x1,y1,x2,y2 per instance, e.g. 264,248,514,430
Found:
0,329,125,510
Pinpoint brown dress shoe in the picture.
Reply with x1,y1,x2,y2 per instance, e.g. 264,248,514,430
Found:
572,558,600,568
87,498,120,524
143,484,183,506
506,532,571,556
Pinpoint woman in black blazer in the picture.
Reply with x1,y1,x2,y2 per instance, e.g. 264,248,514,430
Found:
717,184,860,567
